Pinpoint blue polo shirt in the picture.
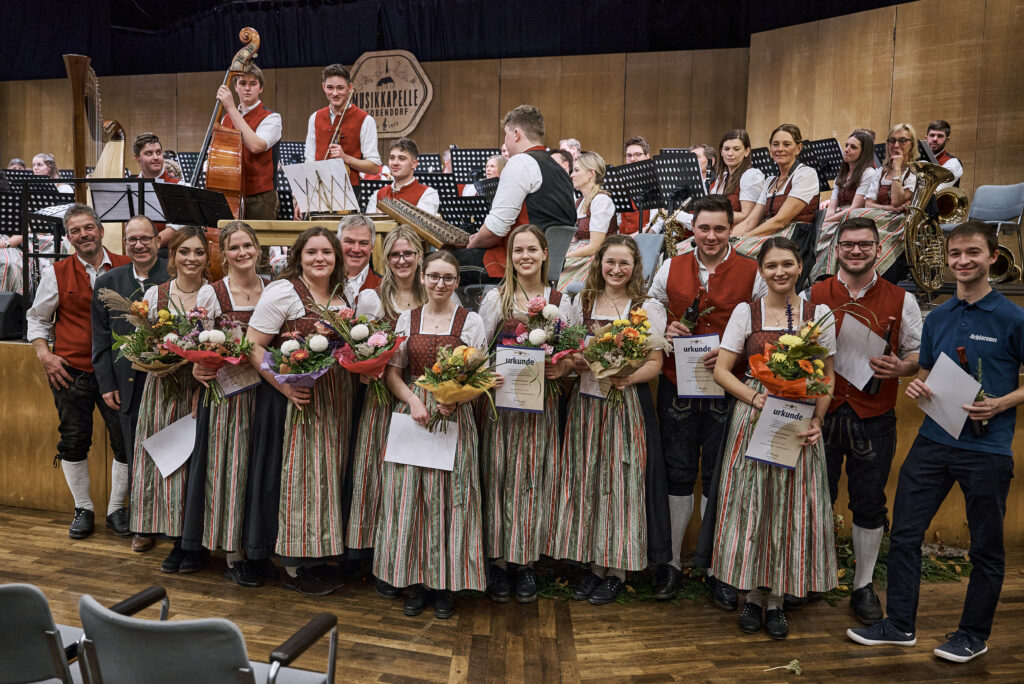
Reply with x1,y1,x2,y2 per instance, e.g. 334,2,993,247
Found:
918,289,1024,455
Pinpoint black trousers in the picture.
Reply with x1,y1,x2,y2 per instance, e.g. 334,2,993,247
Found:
50,367,127,465
656,378,732,498
823,404,898,529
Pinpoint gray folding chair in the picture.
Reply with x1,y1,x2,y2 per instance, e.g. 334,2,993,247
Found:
0,583,82,684
963,182,1024,262
632,233,665,285
544,224,577,285
77,592,337,684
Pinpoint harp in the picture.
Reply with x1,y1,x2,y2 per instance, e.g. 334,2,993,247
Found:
64,54,127,251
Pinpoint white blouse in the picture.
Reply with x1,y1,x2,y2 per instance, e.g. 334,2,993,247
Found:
389,307,487,368
577,193,616,236
830,167,877,205
248,279,383,335
477,287,576,340
566,295,667,338
866,167,917,201
195,276,260,319
142,281,207,321
711,167,766,204
756,165,819,206
720,301,836,357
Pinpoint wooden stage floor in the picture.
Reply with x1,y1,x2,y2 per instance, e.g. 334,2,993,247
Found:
2,505,1022,682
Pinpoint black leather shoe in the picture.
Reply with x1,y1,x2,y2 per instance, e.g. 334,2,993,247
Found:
403,587,435,616
515,567,538,603
588,576,625,605
69,508,95,539
783,593,806,611
765,608,789,639
434,589,455,619
850,583,884,625
224,561,262,587
707,575,739,611
309,564,345,590
487,564,510,603
160,541,186,573
282,567,334,596
105,507,130,536
572,572,602,601
652,564,682,600
375,578,401,599
738,602,763,633
178,549,209,574
248,558,280,581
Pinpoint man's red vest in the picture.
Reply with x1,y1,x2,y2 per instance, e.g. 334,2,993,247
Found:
809,275,905,418
52,250,131,372
314,105,370,187
377,179,430,207
662,250,759,384
221,103,275,196
360,269,382,292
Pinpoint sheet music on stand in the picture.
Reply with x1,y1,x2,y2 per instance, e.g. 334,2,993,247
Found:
417,173,460,201
357,180,390,213
451,148,501,184
653,152,706,212
441,197,491,233
605,159,658,214
91,180,165,222
282,160,358,215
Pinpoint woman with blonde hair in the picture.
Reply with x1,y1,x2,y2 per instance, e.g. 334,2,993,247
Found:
462,154,506,196
556,151,617,291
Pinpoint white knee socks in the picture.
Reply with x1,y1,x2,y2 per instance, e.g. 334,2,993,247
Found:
107,461,129,515
62,460,92,511
668,494,694,570
852,524,884,589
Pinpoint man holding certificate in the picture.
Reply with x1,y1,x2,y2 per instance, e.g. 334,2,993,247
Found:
848,221,1024,663
807,217,922,625
646,194,765,602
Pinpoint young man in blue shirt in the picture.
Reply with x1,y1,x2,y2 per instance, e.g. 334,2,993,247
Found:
847,220,1024,663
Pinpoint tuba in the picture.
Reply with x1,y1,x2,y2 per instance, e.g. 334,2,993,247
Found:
903,161,953,292
935,186,970,223
989,246,1021,284
660,201,695,258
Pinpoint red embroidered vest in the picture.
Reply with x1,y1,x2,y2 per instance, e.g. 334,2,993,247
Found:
313,105,369,187
378,179,429,207
406,306,470,377
52,250,131,372
221,104,276,197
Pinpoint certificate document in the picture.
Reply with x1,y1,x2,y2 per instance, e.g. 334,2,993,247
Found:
920,352,982,438
834,315,886,390
384,413,458,471
673,334,724,398
745,395,814,469
494,345,545,413
142,415,197,478
217,362,263,397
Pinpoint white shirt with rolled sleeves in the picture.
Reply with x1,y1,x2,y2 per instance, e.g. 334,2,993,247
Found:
239,100,282,150
937,155,964,191
483,152,544,238
26,252,114,341
303,110,382,166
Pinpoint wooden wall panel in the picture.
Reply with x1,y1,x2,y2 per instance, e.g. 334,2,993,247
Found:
558,54,626,164
623,52,694,163
891,0,985,194
690,49,750,149
811,7,896,144
438,59,502,150
394,61,442,161
174,71,229,154
974,0,1024,189
0,79,73,169
498,57,563,151
746,22,819,147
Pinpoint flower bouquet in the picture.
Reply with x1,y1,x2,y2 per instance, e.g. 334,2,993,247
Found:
498,296,588,396
748,303,833,399
261,331,336,424
582,307,663,406
98,290,198,399
307,303,407,406
414,344,497,432
164,317,255,405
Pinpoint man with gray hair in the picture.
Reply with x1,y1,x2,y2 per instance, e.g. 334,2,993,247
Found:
26,204,131,539
337,214,381,305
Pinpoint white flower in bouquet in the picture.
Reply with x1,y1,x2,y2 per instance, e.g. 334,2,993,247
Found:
162,333,179,344
308,334,329,352
350,323,370,341
280,339,301,355
208,330,227,345
542,304,560,321
355,342,373,356
198,330,212,343
528,328,548,346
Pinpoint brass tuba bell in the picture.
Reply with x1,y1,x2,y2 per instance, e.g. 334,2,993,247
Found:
935,186,970,223
903,161,954,292
989,245,1021,284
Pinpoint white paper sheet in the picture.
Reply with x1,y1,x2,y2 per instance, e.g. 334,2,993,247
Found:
283,160,357,213
216,362,263,397
834,315,887,390
141,415,197,478
383,412,458,471
673,334,724,397
745,395,815,469
494,345,545,413
919,352,982,439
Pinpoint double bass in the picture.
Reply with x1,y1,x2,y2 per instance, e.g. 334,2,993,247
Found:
192,27,261,277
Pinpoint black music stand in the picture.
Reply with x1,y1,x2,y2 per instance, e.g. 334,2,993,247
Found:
418,153,443,174
470,177,500,202
750,147,779,178
605,159,658,215
451,148,501,184
659,148,689,155
441,197,491,234
653,152,706,212
806,138,844,186
277,141,306,165
417,172,460,201
176,152,200,181
91,181,165,222
153,183,234,226
357,180,390,213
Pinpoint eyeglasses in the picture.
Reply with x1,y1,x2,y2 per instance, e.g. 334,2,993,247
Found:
887,137,911,145
837,240,878,252
125,236,155,246
424,273,457,285
387,250,417,262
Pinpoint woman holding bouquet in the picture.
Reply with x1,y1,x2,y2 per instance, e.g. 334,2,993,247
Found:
181,221,270,586
377,250,488,619
130,226,207,572
346,225,428,596
711,237,837,639
550,234,666,605
245,226,352,596
478,225,574,603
